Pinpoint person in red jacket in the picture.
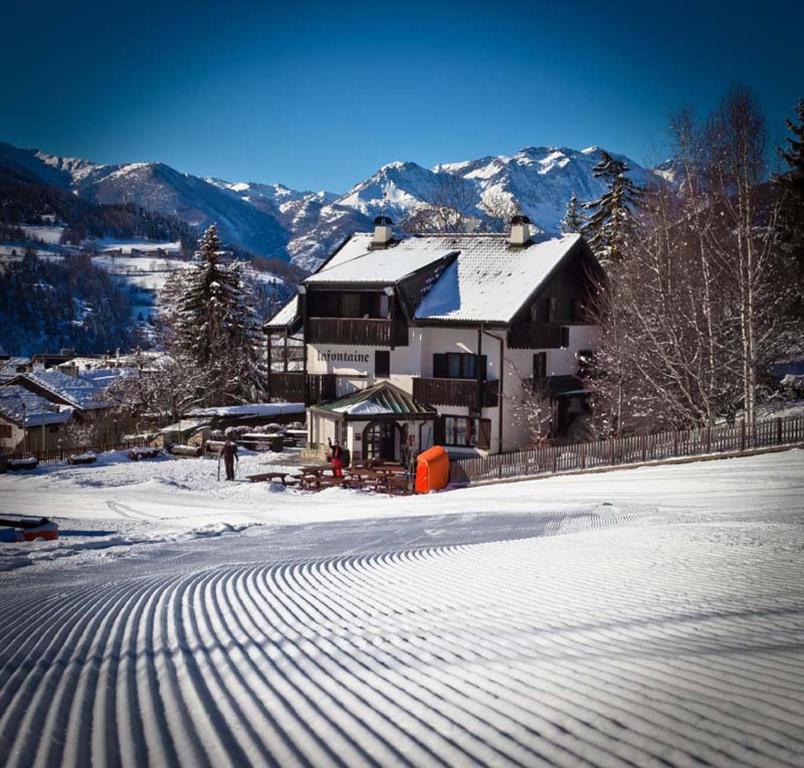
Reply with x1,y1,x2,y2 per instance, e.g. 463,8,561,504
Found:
328,437,344,478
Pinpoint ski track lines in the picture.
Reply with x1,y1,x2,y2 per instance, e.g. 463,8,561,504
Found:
1,510,803,768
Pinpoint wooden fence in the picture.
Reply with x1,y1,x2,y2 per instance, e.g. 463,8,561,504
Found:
7,437,150,466
449,415,804,485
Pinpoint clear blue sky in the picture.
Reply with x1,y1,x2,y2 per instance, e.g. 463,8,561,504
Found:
3,0,802,192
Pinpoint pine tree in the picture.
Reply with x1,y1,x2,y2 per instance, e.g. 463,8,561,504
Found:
168,224,263,404
560,192,585,233
582,151,641,266
776,99,804,315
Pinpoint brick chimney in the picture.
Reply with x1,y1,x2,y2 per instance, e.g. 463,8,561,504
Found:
509,214,531,247
372,216,393,248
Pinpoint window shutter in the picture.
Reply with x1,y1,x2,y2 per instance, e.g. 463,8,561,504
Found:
477,354,487,380
477,418,491,450
433,415,446,445
533,352,546,380
433,353,447,378
375,350,390,378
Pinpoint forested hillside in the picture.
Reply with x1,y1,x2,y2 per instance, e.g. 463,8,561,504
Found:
0,176,197,249
0,252,134,355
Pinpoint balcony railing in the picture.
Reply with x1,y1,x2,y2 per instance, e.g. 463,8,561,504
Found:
269,372,336,405
307,317,408,347
522,374,588,398
507,322,565,350
413,377,499,408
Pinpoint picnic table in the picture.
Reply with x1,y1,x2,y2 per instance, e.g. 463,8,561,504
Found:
290,462,413,494
298,465,338,490
246,470,298,486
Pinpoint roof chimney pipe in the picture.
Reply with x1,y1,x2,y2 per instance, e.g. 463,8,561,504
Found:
372,216,394,248
509,215,531,247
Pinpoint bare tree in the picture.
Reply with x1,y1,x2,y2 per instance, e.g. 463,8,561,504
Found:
504,360,554,446
400,174,478,234
590,87,795,434
702,87,790,427
479,190,520,233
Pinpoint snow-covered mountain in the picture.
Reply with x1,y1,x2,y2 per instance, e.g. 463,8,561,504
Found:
336,146,657,234
0,141,668,273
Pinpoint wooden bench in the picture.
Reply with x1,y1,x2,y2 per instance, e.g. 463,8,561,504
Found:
247,471,295,485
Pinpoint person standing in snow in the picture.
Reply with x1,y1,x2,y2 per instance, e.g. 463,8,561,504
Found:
327,437,344,478
222,438,238,481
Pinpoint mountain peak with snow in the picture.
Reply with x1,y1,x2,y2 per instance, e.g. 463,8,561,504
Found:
0,139,670,272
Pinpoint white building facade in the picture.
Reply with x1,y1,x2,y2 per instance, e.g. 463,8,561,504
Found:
265,217,602,463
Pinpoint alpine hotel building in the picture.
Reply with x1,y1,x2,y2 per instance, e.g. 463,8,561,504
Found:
265,216,603,463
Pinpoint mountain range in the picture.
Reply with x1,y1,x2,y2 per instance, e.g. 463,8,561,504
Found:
0,141,667,273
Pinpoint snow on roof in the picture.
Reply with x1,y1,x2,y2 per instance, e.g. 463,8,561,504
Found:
0,385,73,427
414,234,582,323
185,402,305,418
265,295,299,328
0,357,32,372
303,233,454,285
313,381,436,419
78,367,133,387
20,368,129,410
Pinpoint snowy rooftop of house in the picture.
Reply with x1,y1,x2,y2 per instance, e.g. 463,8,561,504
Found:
16,368,130,411
267,232,586,328
185,402,305,418
0,357,32,374
0,385,73,427
265,296,299,329
303,233,456,285
413,233,582,323
311,381,436,420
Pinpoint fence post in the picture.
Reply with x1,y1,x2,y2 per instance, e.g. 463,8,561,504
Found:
740,421,746,452
580,442,586,470
641,434,647,462
776,418,783,445
705,426,712,454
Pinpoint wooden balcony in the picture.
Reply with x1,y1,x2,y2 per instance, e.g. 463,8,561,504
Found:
522,375,588,398
269,372,336,405
412,377,499,408
307,317,408,347
507,322,565,350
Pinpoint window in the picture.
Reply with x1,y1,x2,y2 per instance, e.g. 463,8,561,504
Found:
433,353,486,379
570,298,585,323
560,326,570,348
437,415,492,448
533,352,547,381
530,298,549,322
548,297,558,322
375,350,390,378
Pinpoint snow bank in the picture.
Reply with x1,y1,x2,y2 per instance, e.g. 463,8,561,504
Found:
0,449,802,765
185,402,305,417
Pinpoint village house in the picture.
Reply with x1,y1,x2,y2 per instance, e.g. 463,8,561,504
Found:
0,385,73,453
265,216,603,462
2,367,134,450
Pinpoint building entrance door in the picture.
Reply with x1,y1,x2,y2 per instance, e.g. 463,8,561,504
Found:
364,422,397,461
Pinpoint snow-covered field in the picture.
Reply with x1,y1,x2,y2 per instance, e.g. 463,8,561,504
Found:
1,450,803,766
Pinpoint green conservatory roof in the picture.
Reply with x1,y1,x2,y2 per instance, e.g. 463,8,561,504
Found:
310,381,436,421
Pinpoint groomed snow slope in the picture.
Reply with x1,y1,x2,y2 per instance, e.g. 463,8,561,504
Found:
0,451,803,767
